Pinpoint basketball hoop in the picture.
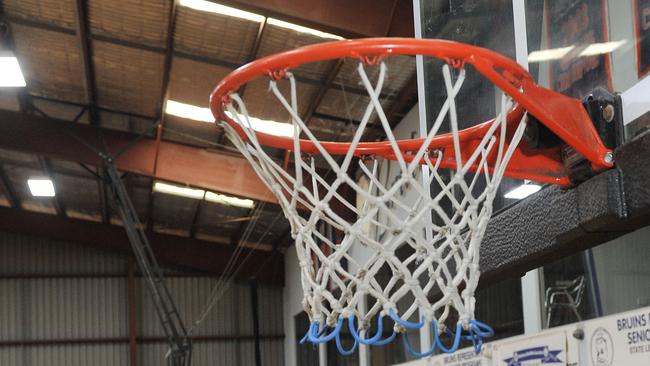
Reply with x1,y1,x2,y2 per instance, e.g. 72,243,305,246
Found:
210,38,612,356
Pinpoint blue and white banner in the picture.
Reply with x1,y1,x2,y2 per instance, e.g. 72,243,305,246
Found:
493,331,568,366
502,346,563,365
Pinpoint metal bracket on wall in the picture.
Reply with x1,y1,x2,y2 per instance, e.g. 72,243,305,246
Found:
103,160,192,366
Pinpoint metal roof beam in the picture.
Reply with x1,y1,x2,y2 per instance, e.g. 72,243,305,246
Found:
147,0,180,233
0,110,276,203
0,164,21,209
73,0,99,125
38,157,67,217
204,0,414,38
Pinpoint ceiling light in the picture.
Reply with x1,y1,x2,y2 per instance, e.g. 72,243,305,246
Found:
267,18,343,40
224,111,295,138
179,0,264,22
205,191,254,208
166,100,214,123
527,46,575,63
166,100,295,137
0,55,27,87
504,182,542,200
579,40,627,57
27,179,55,197
154,181,205,200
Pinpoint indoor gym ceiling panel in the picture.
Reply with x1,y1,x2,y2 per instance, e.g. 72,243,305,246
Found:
3,0,77,30
11,25,86,104
257,24,338,81
54,174,102,223
335,55,416,97
168,57,231,107
242,78,318,124
316,88,392,124
151,192,197,237
93,41,164,116
88,0,170,47
195,202,250,240
162,115,219,148
174,6,259,65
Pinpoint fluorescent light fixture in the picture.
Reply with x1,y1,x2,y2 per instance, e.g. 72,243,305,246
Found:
179,0,264,22
27,179,55,197
205,191,254,208
0,55,27,87
224,111,295,138
528,46,575,63
154,181,205,200
267,18,343,40
504,183,542,200
166,100,294,137
579,40,627,57
166,100,214,123
153,181,255,208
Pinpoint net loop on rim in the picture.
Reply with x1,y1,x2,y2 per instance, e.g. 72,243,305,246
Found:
218,47,529,356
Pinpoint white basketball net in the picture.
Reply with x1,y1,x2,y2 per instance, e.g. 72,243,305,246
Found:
220,60,528,351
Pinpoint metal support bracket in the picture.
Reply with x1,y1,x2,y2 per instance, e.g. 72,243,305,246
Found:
103,159,192,366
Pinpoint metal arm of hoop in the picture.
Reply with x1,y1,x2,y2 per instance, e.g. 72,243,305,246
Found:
472,58,613,174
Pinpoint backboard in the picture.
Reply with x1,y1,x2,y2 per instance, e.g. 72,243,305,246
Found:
411,0,650,284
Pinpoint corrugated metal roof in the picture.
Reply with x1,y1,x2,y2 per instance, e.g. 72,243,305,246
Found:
168,57,231,107
55,174,101,222
195,201,253,238
11,25,86,103
3,0,77,30
336,55,417,95
89,0,170,48
243,78,319,123
258,25,337,81
93,41,164,116
175,6,260,65
97,110,157,134
151,191,197,236
316,88,392,123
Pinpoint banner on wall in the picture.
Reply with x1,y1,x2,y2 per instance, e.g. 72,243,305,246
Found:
636,0,650,77
492,331,574,366
584,307,650,365
545,0,612,97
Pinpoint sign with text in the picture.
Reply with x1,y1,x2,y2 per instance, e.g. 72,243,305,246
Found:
429,347,487,366
584,307,650,365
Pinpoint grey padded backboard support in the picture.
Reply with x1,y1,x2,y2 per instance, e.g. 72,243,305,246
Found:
479,130,650,287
